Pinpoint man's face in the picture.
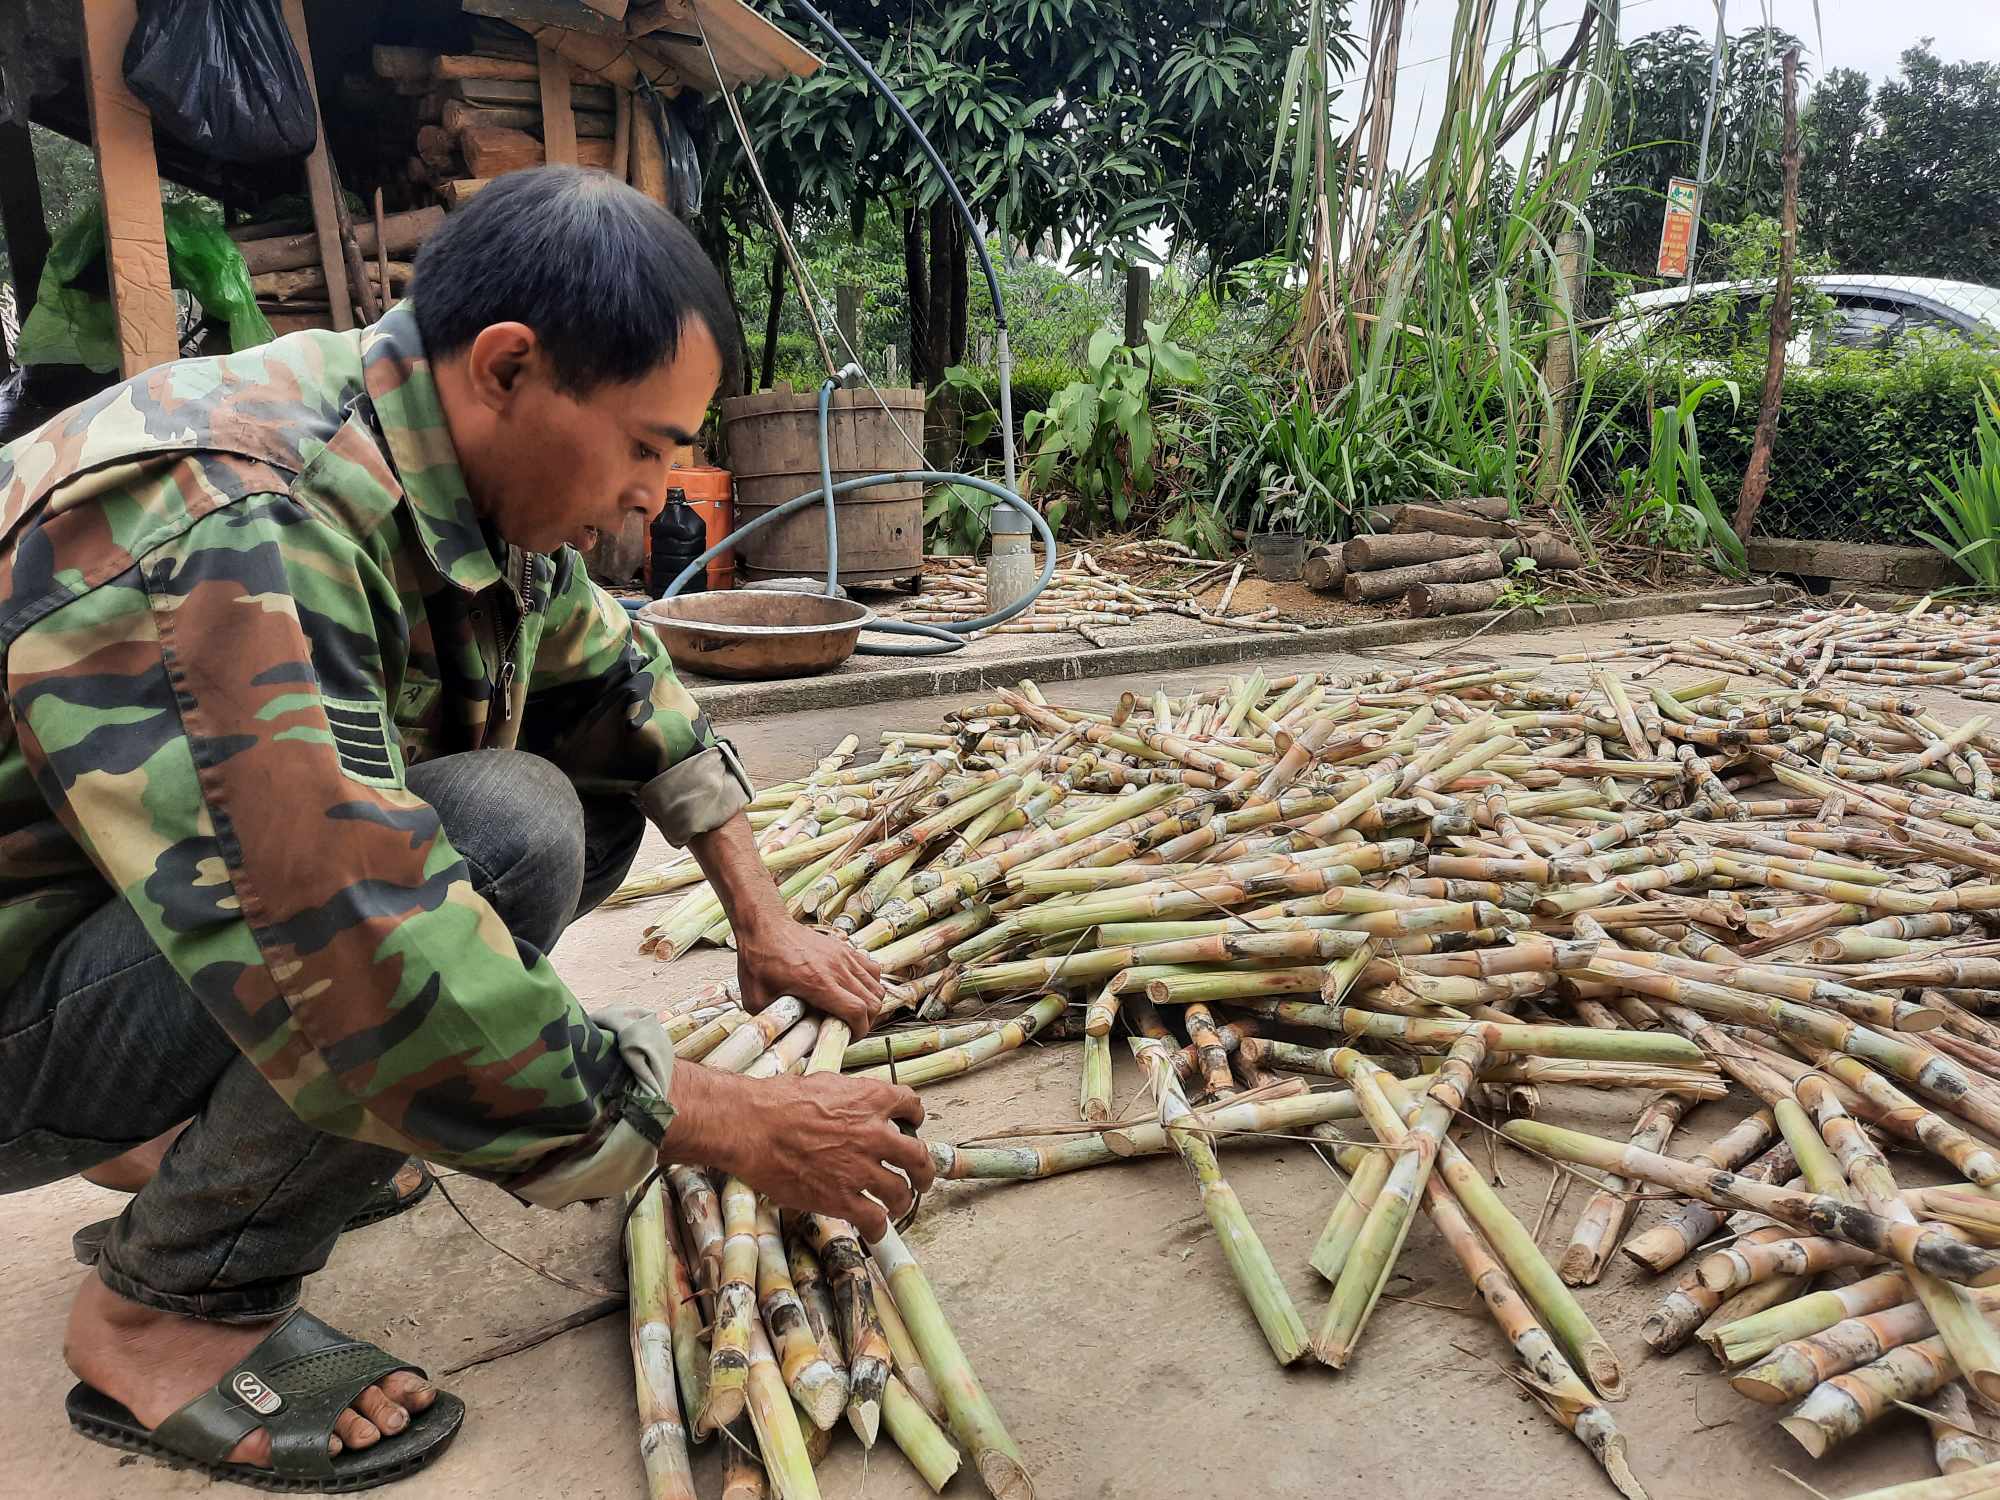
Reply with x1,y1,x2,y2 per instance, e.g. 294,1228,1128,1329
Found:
452,321,723,557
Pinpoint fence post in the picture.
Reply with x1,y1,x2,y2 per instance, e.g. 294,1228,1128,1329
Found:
1733,47,1802,542
1534,229,1584,505
1124,264,1151,348
884,344,900,386
835,282,862,362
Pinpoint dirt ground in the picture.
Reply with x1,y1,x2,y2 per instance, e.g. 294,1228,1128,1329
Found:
0,606,1961,1500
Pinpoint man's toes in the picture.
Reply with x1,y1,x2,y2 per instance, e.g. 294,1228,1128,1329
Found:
334,1408,381,1451
380,1370,436,1412
223,1428,286,1467
355,1383,409,1435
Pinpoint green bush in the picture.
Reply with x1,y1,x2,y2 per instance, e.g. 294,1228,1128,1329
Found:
1581,348,1998,543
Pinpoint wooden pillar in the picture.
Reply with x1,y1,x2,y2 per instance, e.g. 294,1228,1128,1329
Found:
0,120,50,327
1535,228,1584,503
278,0,352,331
1123,264,1151,349
79,0,178,375
538,44,578,165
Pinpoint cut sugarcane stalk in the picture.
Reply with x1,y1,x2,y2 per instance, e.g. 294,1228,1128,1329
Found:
1127,1034,1310,1366
868,1224,1034,1498
624,1178,697,1500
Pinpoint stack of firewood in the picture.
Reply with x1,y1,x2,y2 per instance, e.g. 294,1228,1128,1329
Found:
336,18,684,213
229,207,444,336
1304,498,1584,616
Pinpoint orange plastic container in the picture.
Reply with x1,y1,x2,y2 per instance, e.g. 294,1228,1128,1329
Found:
667,464,735,592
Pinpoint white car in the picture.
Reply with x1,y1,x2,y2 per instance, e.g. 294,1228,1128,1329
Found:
1596,274,2000,366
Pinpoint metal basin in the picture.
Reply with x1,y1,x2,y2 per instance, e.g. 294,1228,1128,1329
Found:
636,590,876,681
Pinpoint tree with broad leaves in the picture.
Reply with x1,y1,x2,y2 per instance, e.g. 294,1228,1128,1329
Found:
1798,46,2000,284
1585,24,1804,285
704,0,1340,389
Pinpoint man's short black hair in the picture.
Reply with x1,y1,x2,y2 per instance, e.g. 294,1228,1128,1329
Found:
412,166,742,396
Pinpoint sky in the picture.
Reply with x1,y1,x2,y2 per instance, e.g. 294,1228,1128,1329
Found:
1344,0,2000,170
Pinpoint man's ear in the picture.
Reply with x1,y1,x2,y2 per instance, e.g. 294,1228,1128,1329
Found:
463,322,541,411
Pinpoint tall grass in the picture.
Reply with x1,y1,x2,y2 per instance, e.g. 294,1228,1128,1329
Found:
1205,0,1635,540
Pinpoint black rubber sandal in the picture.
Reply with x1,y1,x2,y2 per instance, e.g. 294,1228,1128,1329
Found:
65,1308,464,1492
72,1165,433,1267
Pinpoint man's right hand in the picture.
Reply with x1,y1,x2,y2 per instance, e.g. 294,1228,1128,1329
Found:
659,1061,935,1242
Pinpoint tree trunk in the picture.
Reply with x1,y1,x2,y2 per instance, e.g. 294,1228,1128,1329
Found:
1344,532,1493,571
697,210,751,398
947,210,967,366
903,203,929,385
759,243,783,391
1345,550,1503,603
1409,578,1508,617
926,196,952,383
1733,48,1802,541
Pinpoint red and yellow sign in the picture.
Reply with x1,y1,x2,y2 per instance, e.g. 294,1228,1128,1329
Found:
1656,177,1700,278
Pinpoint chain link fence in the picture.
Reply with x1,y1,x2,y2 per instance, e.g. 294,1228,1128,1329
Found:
1585,270,2000,546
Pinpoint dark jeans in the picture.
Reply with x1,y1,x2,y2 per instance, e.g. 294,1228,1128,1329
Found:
0,750,641,1321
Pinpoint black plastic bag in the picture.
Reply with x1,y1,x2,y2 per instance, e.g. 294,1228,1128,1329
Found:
123,0,318,165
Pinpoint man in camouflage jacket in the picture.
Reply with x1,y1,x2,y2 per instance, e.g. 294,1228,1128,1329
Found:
0,168,930,1485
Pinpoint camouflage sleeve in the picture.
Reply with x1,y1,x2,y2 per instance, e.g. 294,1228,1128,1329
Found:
8,494,670,1207
519,549,752,844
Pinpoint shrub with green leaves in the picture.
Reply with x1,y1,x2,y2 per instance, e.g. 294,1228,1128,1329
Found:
1582,346,1999,543
1917,382,2000,589
1020,322,1202,532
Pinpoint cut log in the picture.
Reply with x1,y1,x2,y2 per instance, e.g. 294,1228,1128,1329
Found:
459,127,614,176
440,99,615,139
1449,496,1514,520
1302,545,1346,594
1408,579,1507,617
448,76,614,112
1497,532,1585,572
440,179,491,208
238,207,445,276
415,125,459,175
433,52,603,85
1343,531,1492,571
460,125,544,176
1345,550,1503,603
254,262,414,302
1392,504,1517,539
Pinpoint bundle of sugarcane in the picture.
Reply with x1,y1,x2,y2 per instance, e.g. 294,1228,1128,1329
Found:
610,651,2000,1497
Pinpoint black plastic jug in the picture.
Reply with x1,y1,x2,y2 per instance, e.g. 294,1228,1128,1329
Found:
650,488,709,596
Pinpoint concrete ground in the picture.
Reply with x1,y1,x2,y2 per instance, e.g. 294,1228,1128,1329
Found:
2,605,1958,1500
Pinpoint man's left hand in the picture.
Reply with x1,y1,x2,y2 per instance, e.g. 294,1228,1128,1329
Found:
739,918,886,1038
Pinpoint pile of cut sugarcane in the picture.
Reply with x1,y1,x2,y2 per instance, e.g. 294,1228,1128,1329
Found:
885,542,1310,650
1565,598,2000,698
614,654,2000,1500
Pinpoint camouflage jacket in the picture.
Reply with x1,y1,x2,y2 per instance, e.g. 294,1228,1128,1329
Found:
0,305,751,1206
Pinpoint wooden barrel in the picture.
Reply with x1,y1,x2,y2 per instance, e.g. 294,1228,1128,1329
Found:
719,385,926,588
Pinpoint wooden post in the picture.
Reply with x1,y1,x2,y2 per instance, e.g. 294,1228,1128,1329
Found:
611,87,633,181
1123,264,1151,348
279,0,352,332
373,188,391,308
1535,228,1584,503
1733,47,1801,541
0,120,50,328
537,43,578,165
835,283,862,360
79,0,179,374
